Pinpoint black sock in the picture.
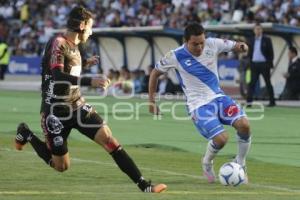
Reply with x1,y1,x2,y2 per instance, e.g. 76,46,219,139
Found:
110,147,145,186
29,134,52,165
136,178,151,192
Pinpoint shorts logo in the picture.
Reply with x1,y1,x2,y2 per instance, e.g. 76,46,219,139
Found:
224,105,239,117
46,115,64,134
53,136,63,147
82,104,92,113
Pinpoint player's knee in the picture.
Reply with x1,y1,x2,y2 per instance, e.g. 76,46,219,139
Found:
95,126,120,152
213,133,229,148
103,136,120,152
239,119,250,134
102,131,112,144
95,126,112,142
219,136,228,148
234,118,250,134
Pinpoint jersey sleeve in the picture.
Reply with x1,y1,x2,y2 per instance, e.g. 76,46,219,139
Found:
50,37,66,70
212,38,236,54
154,51,177,73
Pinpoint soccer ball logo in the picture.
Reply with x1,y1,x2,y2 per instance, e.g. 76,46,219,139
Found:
218,162,245,186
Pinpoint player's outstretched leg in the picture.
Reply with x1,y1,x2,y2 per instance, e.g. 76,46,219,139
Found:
110,146,167,193
15,122,52,165
95,125,167,193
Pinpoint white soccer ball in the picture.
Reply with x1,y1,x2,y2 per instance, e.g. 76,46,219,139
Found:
218,162,245,186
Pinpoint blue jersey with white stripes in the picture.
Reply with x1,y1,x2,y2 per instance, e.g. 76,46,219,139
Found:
155,38,236,113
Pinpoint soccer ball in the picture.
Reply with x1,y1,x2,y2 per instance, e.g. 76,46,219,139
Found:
218,162,245,186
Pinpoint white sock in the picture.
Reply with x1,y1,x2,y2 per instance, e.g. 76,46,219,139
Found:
236,134,251,166
203,140,221,164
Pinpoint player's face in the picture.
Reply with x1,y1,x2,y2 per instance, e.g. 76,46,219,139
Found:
186,34,205,57
80,18,93,43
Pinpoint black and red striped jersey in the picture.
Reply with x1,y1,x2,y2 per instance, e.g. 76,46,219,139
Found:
41,35,85,114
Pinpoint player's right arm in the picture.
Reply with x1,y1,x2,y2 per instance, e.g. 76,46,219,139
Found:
148,68,163,115
148,51,176,115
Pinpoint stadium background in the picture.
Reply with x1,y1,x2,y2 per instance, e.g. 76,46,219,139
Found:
0,1,300,200
2,0,300,98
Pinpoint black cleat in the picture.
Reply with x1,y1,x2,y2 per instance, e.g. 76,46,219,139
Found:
15,123,32,150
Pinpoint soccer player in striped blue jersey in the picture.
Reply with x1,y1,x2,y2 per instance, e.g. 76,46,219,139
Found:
149,22,251,184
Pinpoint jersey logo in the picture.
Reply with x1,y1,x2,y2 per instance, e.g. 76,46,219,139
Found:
204,50,214,58
184,59,192,66
224,105,239,117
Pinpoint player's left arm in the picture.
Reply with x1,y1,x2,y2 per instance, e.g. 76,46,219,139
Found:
148,68,164,115
82,55,100,68
214,38,247,54
79,44,99,69
232,42,249,54
50,38,109,89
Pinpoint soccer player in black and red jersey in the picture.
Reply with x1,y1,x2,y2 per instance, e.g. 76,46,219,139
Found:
14,6,166,193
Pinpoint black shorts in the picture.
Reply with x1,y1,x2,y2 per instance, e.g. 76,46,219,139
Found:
41,104,104,156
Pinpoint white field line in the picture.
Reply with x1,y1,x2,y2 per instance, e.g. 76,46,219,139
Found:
71,157,300,193
0,191,95,195
1,147,300,194
1,190,300,196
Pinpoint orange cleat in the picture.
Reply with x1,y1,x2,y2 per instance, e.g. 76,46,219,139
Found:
150,183,167,193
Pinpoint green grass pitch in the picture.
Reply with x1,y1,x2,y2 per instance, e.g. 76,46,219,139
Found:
0,90,299,200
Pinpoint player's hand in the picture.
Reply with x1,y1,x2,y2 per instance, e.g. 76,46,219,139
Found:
91,77,111,90
149,101,160,115
86,55,100,67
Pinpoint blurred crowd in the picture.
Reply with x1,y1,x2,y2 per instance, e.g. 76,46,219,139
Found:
1,0,300,56
1,0,300,97
103,65,182,95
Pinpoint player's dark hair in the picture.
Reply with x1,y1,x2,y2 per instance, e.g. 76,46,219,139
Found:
67,6,93,33
289,46,298,55
184,22,205,41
